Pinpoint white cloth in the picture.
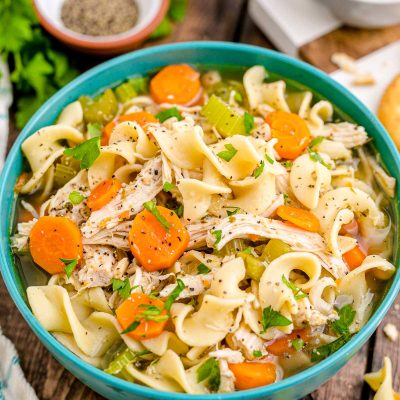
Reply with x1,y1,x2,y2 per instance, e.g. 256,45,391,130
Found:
0,59,12,172
0,329,38,400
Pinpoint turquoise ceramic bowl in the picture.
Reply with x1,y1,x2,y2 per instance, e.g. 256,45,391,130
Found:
1,42,399,400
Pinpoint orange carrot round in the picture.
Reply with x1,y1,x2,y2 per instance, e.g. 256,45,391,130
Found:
343,245,366,271
129,205,190,271
266,111,310,159
29,216,83,275
228,362,276,390
87,178,122,211
277,205,320,232
116,293,168,340
266,328,309,356
150,64,202,105
102,111,157,145
14,172,29,193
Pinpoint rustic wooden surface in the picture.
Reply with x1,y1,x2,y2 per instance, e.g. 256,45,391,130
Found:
1,1,399,399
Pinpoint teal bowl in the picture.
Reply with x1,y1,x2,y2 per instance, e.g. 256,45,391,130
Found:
1,42,399,400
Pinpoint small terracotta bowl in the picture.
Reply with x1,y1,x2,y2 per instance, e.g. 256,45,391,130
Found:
33,0,169,55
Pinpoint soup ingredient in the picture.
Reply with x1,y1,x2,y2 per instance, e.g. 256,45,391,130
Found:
261,306,292,332
150,64,202,105
252,160,265,178
54,163,78,187
266,329,309,356
266,111,310,159
29,216,83,274
383,323,398,342
116,293,168,340
239,252,265,281
217,144,238,162
311,333,352,362
61,0,138,37
105,348,151,375
143,201,171,231
156,107,182,123
114,82,137,104
102,111,157,145
378,74,400,151
343,245,366,271
80,89,118,125
61,257,78,278
64,137,101,169
276,206,320,232
331,304,356,336
207,80,245,104
87,179,122,211
164,279,185,311
69,191,85,205
196,358,221,392
262,239,292,262
244,112,254,134
282,275,307,300
201,95,247,136
112,278,132,300
228,362,276,390
128,205,190,271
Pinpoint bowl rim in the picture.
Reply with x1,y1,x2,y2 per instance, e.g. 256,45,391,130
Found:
32,0,170,50
1,41,400,399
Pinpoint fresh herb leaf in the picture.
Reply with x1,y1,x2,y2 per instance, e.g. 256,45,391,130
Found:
265,153,274,164
136,304,169,322
87,122,102,138
253,350,263,358
309,136,325,149
148,291,159,299
252,160,265,178
244,112,254,135
242,247,252,254
223,206,240,216
308,149,331,170
111,278,132,300
291,338,304,351
121,320,140,334
168,0,188,22
156,107,182,122
143,200,171,231
283,193,289,205
60,257,78,278
164,279,185,311
64,137,101,169
212,230,222,247
217,144,238,162
197,263,211,274
163,181,175,192
261,306,291,333
331,304,356,336
104,348,151,375
234,91,243,103
281,161,293,168
196,358,221,392
311,334,352,362
282,275,308,300
69,191,85,205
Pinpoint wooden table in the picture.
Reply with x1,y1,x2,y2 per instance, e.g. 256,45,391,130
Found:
1,1,399,399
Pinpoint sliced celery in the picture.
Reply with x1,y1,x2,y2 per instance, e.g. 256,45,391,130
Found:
239,252,266,281
221,239,247,256
262,239,291,262
79,89,118,125
208,80,245,104
114,82,138,103
128,76,149,94
201,95,246,137
54,163,77,187
104,348,151,375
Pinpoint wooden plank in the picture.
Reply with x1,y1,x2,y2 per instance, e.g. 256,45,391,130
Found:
239,11,275,49
300,25,400,73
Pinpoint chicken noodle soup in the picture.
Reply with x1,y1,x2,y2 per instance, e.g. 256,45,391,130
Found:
11,64,397,393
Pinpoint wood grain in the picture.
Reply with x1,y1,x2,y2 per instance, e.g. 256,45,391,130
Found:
1,1,398,399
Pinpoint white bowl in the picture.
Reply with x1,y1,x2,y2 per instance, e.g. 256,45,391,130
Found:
321,0,400,28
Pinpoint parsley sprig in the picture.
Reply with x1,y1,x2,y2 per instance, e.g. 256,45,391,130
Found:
64,137,101,169
217,144,238,162
143,200,171,231
282,275,308,300
60,257,78,278
261,306,291,333
196,358,221,392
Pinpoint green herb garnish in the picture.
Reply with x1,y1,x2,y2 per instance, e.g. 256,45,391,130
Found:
261,306,291,333
69,191,85,205
311,334,353,362
136,304,169,322
163,181,175,192
223,206,240,216
217,144,238,162
244,112,254,135
104,348,151,375
242,247,252,254
60,258,78,278
291,338,304,351
156,107,182,122
196,358,221,392
253,350,263,358
308,149,331,170
164,279,185,311
309,136,325,149
212,230,222,247
281,161,293,168
265,153,274,164
143,200,171,231
331,304,356,336
111,278,132,300
64,137,101,169
197,263,211,274
87,122,102,138
121,321,140,334
282,275,308,300
252,160,265,178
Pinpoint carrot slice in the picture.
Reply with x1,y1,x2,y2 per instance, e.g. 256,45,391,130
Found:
129,205,190,271
14,172,29,193
102,111,157,145
276,205,320,232
343,245,366,271
29,216,83,275
116,293,168,340
150,64,202,105
339,218,359,237
228,362,276,390
266,111,310,159
87,178,122,211
266,328,309,356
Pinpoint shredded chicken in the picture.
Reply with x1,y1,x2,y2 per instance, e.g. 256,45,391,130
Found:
367,156,396,198
226,326,265,360
11,219,37,252
128,263,174,295
209,348,244,363
322,122,368,148
159,273,212,299
186,217,220,249
82,156,162,238
83,221,131,251
218,359,236,393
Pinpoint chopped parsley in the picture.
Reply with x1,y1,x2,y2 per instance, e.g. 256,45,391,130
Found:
265,153,274,164
311,334,352,362
223,206,240,216
308,148,331,170
212,230,222,247
331,304,356,336
197,263,211,274
261,306,291,333
253,350,263,358
121,320,140,334
252,160,265,178
291,338,304,351
143,200,171,231
156,107,182,122
87,122,102,138
64,136,101,169
234,91,243,103
68,191,85,205
163,181,175,192
111,278,132,300
136,304,169,322
217,143,238,162
242,247,252,254
196,358,221,392
282,274,308,300
61,257,78,278
243,112,254,135
164,279,185,311
309,136,325,149
281,160,293,168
